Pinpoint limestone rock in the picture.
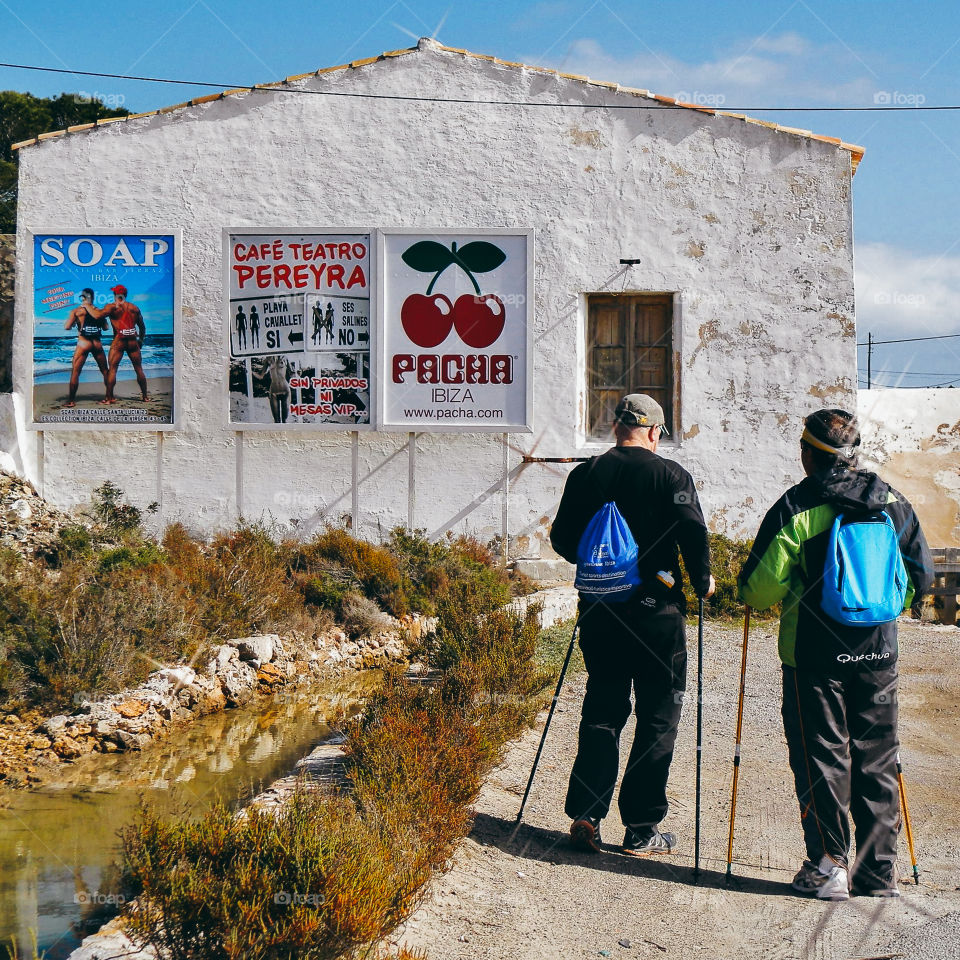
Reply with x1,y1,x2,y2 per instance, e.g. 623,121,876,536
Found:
231,634,277,664
116,700,148,719
256,663,284,685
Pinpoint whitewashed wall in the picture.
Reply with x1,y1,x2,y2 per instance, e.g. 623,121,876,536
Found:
10,39,857,551
859,388,960,547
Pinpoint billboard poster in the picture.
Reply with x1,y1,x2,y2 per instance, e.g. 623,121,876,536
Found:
226,231,371,428
379,230,532,432
31,232,177,428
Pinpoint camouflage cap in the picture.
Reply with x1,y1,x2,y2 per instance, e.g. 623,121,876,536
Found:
613,394,670,435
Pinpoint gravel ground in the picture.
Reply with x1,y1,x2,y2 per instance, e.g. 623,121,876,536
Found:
397,613,960,960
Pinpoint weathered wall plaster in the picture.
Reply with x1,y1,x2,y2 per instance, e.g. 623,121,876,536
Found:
10,40,857,549
858,388,960,547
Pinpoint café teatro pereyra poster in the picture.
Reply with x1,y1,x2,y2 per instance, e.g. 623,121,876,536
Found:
226,230,372,428
31,232,178,428
379,230,532,431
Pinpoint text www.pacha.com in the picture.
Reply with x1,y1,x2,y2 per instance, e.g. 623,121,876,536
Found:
403,408,504,419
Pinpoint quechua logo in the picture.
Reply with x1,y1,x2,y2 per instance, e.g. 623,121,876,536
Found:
400,240,506,348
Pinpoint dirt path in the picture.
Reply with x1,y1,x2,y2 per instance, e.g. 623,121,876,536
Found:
396,615,960,960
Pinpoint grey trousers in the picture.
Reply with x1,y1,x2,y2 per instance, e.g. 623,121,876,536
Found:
781,664,900,891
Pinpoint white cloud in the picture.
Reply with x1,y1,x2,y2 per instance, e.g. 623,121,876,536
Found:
536,33,876,107
753,32,810,56
855,241,960,341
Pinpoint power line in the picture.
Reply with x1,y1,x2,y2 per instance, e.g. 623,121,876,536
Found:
856,369,959,376
857,333,960,346
3,60,960,112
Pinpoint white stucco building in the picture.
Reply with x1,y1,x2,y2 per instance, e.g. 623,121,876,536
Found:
5,39,864,560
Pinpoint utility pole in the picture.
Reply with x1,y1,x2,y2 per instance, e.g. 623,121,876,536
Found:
867,331,872,389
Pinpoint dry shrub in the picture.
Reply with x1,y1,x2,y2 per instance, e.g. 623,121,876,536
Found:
292,529,408,617
163,523,304,639
340,593,394,639
122,789,435,960
120,546,546,960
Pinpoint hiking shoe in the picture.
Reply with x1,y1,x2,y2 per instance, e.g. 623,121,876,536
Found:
621,828,676,857
791,856,849,901
569,817,603,853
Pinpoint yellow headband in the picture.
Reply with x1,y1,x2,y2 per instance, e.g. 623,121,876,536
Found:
801,427,856,458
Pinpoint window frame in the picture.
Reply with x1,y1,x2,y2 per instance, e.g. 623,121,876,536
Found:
582,292,677,443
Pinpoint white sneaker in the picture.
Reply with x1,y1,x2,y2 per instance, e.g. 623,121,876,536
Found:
791,855,849,901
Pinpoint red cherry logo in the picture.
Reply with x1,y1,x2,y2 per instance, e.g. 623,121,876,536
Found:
453,294,506,348
401,294,454,348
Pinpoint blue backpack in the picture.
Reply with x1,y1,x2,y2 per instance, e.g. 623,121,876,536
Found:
575,500,640,602
821,510,908,627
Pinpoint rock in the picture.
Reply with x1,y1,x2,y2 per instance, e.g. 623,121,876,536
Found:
231,634,277,664
214,644,239,667
157,666,197,689
29,736,51,750
7,499,32,521
326,648,343,664
192,685,226,715
51,735,82,759
115,730,150,751
116,700,148,719
41,715,70,736
3,714,19,726
256,663,284,685
95,719,118,736
220,665,257,706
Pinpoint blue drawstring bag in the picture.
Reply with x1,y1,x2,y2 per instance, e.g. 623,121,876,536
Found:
575,501,640,602
821,511,907,626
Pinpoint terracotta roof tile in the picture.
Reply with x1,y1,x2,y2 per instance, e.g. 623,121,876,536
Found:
11,38,865,173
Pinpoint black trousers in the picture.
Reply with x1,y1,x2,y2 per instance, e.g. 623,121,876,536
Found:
781,664,900,890
564,601,686,832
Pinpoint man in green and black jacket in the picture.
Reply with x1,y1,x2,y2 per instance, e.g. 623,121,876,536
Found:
739,409,932,900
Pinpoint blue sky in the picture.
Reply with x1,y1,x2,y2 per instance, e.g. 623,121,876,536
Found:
3,0,960,385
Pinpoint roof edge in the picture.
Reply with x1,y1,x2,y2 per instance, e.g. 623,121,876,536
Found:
10,37,865,173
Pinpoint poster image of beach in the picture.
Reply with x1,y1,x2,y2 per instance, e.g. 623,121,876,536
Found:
31,232,177,428
226,231,371,428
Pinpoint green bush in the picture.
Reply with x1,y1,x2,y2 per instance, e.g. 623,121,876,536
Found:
680,532,777,619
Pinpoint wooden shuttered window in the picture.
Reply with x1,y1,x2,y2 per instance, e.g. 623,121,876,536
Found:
586,294,673,439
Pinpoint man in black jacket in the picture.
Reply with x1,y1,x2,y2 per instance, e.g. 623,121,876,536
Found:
739,409,932,899
551,394,713,856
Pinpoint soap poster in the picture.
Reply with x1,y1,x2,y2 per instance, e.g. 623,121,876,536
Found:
31,232,178,428
225,230,372,428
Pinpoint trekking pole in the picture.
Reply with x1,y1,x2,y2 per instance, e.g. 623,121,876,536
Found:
516,616,580,824
725,606,751,883
896,752,920,885
694,596,705,881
